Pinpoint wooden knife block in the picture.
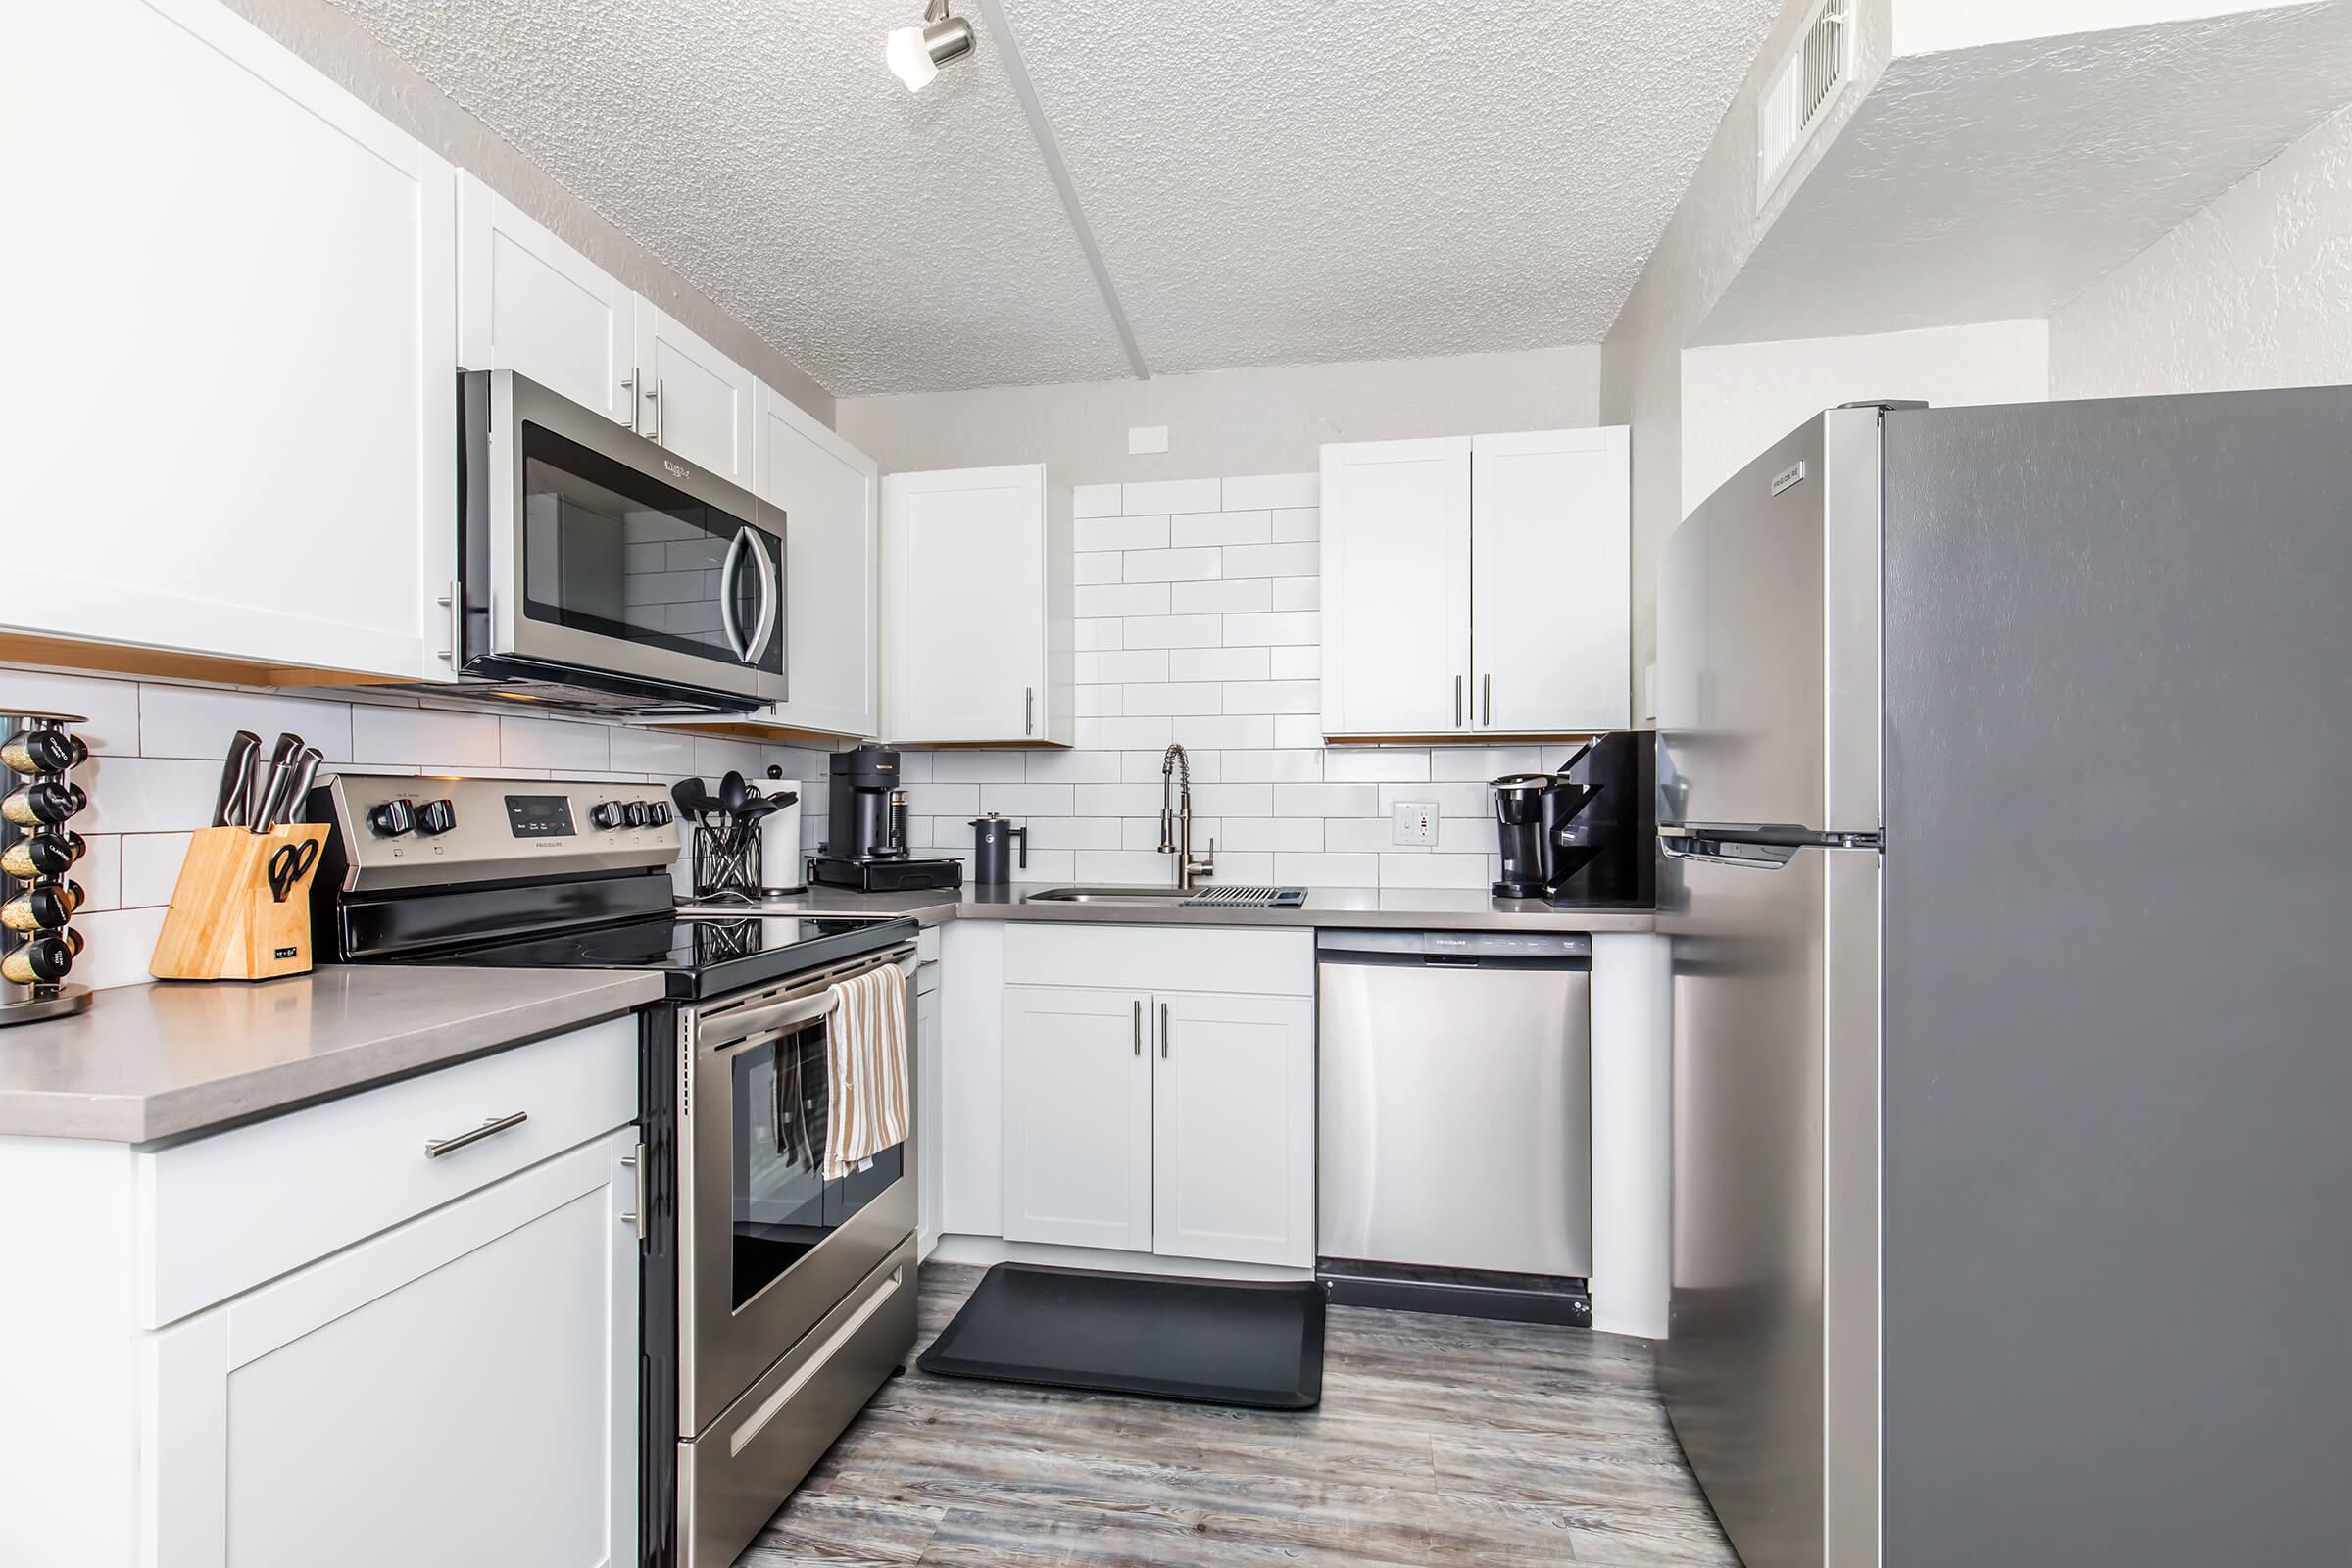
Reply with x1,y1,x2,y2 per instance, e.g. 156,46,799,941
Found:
150,824,329,982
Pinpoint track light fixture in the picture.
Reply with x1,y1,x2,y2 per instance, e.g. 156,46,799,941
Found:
887,0,975,93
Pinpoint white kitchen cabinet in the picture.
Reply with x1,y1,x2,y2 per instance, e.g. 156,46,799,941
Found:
756,384,880,738
3,0,456,681
1319,437,1471,735
1470,427,1631,732
882,465,1075,745
915,957,944,1259
1152,993,1316,1268
635,301,757,487
146,1134,638,1568
1000,986,1154,1250
456,172,636,424
1319,426,1630,737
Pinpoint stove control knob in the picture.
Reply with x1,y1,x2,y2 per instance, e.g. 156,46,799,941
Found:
590,801,625,831
650,802,673,827
416,799,457,837
624,800,650,828
368,799,416,838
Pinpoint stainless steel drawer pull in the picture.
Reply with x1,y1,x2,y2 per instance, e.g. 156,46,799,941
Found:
1483,672,1493,726
729,1267,906,1457
1454,674,1464,727
1159,1001,1170,1058
1025,686,1035,736
1132,999,1142,1056
423,1110,528,1158
620,1140,646,1239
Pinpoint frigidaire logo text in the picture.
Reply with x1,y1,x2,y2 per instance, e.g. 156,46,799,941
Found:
663,459,688,479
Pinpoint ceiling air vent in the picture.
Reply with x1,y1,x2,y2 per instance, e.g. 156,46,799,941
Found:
1755,0,1850,205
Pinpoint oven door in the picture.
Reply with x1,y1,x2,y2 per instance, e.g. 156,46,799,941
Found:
678,944,916,1435
467,369,785,708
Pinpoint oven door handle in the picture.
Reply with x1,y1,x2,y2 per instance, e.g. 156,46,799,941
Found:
702,950,916,1054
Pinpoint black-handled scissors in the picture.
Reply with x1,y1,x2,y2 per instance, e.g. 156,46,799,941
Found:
267,838,318,903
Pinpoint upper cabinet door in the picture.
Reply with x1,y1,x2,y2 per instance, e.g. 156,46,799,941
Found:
4,0,455,681
634,304,756,487
455,173,634,423
756,385,878,738
1471,427,1632,732
1320,438,1472,736
1152,992,1316,1269
884,465,1068,745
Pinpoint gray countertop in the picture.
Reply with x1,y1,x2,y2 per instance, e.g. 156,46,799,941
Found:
0,966,664,1145
743,884,1657,934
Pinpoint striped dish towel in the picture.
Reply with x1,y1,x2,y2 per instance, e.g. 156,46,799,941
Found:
822,963,909,1181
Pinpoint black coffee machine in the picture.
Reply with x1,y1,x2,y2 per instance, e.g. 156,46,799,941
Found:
1490,731,1654,906
808,746,962,893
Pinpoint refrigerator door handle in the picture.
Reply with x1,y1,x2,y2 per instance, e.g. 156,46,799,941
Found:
1659,823,1882,866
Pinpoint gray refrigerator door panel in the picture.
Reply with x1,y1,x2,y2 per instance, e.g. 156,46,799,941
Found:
1657,841,1826,1568
1657,408,1884,839
1880,388,2352,1565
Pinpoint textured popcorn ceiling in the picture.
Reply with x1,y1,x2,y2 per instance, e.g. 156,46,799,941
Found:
324,0,1784,394
1695,3,2352,345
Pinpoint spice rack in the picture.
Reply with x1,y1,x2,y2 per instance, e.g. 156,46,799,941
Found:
1,709,93,1025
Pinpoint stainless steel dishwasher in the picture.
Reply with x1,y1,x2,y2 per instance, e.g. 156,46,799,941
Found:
1316,929,1592,1324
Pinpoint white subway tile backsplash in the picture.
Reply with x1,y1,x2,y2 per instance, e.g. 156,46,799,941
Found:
1076,849,1176,882
73,906,170,993
1218,817,1322,852
1222,612,1320,647
1025,816,1122,850
119,831,191,908
71,756,224,835
1324,817,1399,853
982,783,1074,816
1210,851,1276,882
1168,647,1270,683
1122,815,1201,852
1325,749,1432,783
137,684,354,762
1123,615,1225,650
1268,646,1320,681
1077,650,1169,685
1221,542,1318,579
1123,547,1221,583
1075,783,1166,816
933,752,1026,783
1171,714,1274,751
74,833,122,913
693,737,769,777
1073,685,1123,717
1270,577,1320,612
1274,852,1378,888
1073,483,1122,518
1012,848,1077,882
1170,510,1271,547
1219,680,1318,715
1377,853,1490,890
1168,578,1272,614
1079,716,1173,751
501,715,612,771
1434,746,1542,780
1439,816,1501,856
1123,682,1223,716
1074,617,1125,651
1189,783,1273,817
1271,507,1321,543
1024,750,1124,783
1221,473,1319,511
1,670,143,756
1075,551,1124,585
902,782,978,817
1122,749,1220,783
1075,514,1169,552
1274,782,1378,817
1074,582,1170,618
1272,715,1324,748
1122,478,1219,515
1384,781,1492,816
609,727,700,775
351,704,502,768
1220,750,1323,782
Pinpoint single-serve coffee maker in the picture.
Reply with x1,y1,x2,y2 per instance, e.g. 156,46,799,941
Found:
808,745,962,892
1490,731,1654,906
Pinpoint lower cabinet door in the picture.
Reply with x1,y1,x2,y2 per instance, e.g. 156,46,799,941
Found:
1001,985,1153,1251
145,1132,639,1568
1153,992,1317,1268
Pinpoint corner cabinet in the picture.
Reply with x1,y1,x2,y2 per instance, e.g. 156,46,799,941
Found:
1320,426,1630,738
882,465,1075,746
5,0,457,682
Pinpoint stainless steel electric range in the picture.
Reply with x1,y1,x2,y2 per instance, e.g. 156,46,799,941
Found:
309,773,921,1568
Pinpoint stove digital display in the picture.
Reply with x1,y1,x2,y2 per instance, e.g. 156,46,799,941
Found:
504,794,577,838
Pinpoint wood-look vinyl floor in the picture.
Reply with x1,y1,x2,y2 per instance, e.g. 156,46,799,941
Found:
741,1263,1740,1568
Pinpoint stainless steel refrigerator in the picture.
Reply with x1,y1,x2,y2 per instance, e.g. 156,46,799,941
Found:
1655,390,2352,1568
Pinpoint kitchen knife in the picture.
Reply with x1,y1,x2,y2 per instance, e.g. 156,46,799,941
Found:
214,730,261,828
282,748,324,825
250,733,304,834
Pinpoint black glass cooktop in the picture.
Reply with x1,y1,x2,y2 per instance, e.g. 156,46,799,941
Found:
412,912,916,1000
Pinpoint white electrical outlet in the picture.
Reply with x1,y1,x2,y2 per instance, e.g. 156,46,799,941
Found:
1392,801,1438,847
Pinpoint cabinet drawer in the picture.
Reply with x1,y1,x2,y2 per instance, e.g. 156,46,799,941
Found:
1003,922,1313,997
138,1015,638,1327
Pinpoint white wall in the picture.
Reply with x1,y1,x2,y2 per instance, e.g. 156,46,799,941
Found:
2050,105,2352,399
836,345,1601,486
1680,319,2051,514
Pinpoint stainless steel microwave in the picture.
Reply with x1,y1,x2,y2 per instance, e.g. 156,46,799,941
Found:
454,369,785,715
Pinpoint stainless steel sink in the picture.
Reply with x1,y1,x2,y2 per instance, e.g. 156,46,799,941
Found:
1022,885,1193,904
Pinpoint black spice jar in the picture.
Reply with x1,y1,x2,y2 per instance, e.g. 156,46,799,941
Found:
968,813,1028,885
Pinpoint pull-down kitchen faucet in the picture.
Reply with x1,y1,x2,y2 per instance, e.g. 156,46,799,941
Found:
1158,743,1216,891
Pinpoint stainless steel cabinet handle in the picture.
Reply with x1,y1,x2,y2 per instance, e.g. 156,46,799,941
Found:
1454,675,1464,727
437,579,463,665
1159,1001,1170,1058
646,377,664,445
621,366,637,421
745,527,779,665
718,527,751,660
424,1110,528,1159
619,1141,646,1239
1132,999,1142,1056
1482,673,1493,727
1024,687,1035,736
